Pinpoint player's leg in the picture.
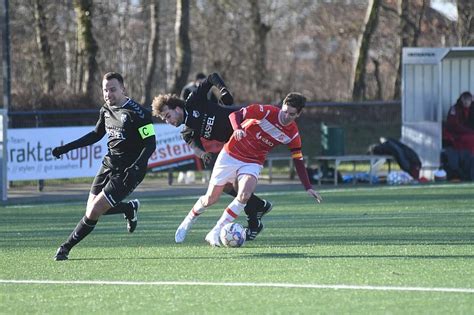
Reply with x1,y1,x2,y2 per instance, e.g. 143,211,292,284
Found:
224,183,272,239
54,192,111,261
54,166,145,260
101,167,146,233
175,183,225,243
103,200,140,233
205,174,257,246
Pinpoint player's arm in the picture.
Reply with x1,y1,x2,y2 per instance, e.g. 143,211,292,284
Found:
122,123,156,185
131,122,157,169
181,126,215,166
229,109,246,141
52,110,106,158
290,147,322,203
207,73,234,105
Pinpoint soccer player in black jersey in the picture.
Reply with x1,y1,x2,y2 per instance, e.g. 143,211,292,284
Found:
52,72,156,261
151,73,272,243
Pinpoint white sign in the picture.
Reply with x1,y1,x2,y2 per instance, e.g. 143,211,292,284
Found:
7,124,196,181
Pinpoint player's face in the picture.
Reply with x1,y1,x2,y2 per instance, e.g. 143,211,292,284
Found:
461,95,472,108
103,78,126,106
160,106,184,127
280,104,300,124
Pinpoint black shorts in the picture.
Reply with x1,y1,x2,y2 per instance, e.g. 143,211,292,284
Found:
91,164,146,207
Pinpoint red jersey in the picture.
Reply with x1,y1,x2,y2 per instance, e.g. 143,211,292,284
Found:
224,104,303,165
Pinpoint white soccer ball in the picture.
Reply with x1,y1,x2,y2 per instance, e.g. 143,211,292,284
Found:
219,222,246,248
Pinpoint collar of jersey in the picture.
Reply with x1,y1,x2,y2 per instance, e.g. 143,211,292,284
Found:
183,109,189,124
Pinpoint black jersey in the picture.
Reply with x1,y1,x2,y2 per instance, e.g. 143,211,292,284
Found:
183,79,238,143
63,98,156,170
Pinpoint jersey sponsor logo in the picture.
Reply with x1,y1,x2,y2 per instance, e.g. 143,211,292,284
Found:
193,110,200,118
138,123,156,139
108,129,125,140
121,113,128,123
204,116,215,139
255,131,274,147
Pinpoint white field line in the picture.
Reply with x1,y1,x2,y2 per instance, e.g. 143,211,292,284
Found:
0,279,472,294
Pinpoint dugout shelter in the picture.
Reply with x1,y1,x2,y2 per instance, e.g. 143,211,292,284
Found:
402,47,474,179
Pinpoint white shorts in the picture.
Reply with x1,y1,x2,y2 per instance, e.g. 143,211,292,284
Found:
210,150,263,186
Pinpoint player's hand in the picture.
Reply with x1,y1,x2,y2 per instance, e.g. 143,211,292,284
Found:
307,189,322,203
52,146,67,159
200,152,214,167
123,164,140,186
233,129,246,141
220,87,234,105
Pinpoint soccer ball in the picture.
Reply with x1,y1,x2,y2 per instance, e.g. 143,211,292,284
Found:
219,222,246,248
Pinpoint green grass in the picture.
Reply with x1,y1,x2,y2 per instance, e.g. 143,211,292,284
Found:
1,184,473,314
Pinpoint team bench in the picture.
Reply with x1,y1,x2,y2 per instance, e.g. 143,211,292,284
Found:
312,155,394,185
264,153,307,183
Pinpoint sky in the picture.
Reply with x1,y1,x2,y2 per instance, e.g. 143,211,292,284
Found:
430,0,458,21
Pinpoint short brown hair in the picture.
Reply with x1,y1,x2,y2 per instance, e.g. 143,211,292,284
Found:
151,94,185,117
103,72,124,86
283,92,306,113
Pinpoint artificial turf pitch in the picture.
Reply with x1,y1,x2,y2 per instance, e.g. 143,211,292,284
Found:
1,183,473,314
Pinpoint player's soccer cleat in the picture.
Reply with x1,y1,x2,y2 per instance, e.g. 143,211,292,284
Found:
175,217,198,243
125,199,140,233
205,229,221,247
54,246,69,261
257,200,273,219
245,220,264,241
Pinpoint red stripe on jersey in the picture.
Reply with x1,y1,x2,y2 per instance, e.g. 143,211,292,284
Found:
224,104,301,165
226,208,239,218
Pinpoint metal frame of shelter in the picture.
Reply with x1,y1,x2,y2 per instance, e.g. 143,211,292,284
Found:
402,46,474,178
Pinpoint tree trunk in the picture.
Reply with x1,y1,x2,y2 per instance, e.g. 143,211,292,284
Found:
393,0,426,99
74,0,99,95
33,0,55,94
170,0,191,95
119,0,131,75
352,0,381,101
248,0,270,94
457,0,474,46
142,0,160,107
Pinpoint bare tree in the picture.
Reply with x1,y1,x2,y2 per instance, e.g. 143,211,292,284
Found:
73,0,98,95
393,0,427,99
170,0,191,95
248,0,271,94
456,0,474,46
141,0,160,106
352,0,381,101
33,0,55,94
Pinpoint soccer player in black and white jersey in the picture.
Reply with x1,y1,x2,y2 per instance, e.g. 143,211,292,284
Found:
52,72,156,261
151,73,272,244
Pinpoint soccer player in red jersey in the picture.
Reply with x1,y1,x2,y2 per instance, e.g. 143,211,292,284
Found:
184,92,322,246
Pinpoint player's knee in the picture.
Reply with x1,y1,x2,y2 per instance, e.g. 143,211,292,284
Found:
201,194,218,207
237,191,251,203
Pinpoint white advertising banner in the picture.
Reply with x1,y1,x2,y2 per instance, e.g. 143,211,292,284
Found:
7,124,196,181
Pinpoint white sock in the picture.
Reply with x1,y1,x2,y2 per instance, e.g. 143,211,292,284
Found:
213,198,246,230
186,196,207,222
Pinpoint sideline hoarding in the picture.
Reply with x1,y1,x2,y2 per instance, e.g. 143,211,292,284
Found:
7,124,197,181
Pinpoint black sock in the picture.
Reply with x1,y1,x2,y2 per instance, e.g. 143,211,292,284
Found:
104,201,133,217
246,194,265,213
62,216,97,251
